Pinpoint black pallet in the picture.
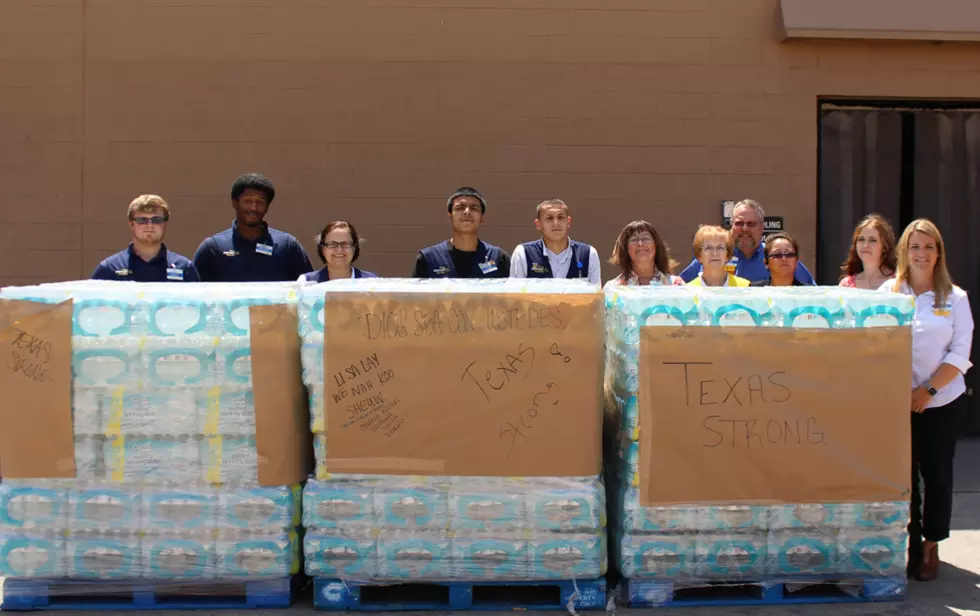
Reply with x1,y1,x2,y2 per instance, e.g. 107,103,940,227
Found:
1,576,298,611
624,575,906,607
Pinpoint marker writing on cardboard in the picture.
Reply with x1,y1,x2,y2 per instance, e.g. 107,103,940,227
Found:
500,382,560,459
359,304,567,340
7,327,52,383
461,343,536,403
662,361,827,449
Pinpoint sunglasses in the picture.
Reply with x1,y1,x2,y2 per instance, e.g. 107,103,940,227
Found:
131,216,168,225
768,252,797,260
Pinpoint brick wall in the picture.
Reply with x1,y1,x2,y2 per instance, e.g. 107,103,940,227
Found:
1,0,979,285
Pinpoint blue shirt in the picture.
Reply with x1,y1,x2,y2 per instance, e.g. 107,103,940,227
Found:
193,221,313,282
679,242,815,285
91,244,200,282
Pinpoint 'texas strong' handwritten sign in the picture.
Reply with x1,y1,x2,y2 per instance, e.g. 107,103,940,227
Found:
0,299,76,478
639,327,911,506
323,291,603,477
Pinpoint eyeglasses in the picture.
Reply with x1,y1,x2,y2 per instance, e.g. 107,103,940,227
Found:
628,236,654,246
131,216,167,225
320,241,354,250
768,252,797,260
732,221,760,229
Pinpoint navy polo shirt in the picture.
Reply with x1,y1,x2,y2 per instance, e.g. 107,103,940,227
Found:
91,244,200,282
193,221,313,283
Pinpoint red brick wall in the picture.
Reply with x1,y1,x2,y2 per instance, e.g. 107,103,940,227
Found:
2,0,979,285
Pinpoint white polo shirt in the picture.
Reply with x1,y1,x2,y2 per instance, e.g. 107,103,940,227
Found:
882,281,974,409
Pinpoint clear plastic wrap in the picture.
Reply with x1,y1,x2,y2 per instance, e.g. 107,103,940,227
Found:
603,286,914,594
300,278,607,582
0,281,303,590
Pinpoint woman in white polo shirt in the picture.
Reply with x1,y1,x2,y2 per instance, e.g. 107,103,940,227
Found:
882,219,974,582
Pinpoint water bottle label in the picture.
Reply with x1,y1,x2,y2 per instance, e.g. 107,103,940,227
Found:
862,314,899,327
644,313,684,326
790,314,831,328
718,310,757,327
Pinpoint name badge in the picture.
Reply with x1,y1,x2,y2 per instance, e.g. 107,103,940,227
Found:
934,304,952,317
724,257,738,275
256,243,274,256
166,268,184,281
530,263,548,274
479,260,498,275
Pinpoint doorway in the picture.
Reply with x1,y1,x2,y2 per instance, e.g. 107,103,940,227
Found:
817,100,980,435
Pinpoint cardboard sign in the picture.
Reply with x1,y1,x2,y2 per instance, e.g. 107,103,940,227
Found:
639,326,911,506
250,304,314,487
323,291,603,477
0,300,76,478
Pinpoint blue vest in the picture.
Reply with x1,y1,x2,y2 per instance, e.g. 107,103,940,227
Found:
419,240,503,278
521,239,590,279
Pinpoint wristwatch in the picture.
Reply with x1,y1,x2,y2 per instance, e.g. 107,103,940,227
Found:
926,384,938,396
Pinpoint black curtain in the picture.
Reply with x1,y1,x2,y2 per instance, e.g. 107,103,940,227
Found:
817,109,904,285
913,110,980,434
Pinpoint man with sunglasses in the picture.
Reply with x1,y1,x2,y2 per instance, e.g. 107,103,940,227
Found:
678,199,815,285
91,195,200,282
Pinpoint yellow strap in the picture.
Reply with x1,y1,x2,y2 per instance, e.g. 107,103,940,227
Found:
206,436,223,484
203,386,221,435
105,386,126,437
109,436,126,483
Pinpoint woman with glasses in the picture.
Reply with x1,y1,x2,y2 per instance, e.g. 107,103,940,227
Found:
605,220,683,287
686,225,750,287
840,214,897,289
300,221,377,283
881,219,973,582
749,233,810,287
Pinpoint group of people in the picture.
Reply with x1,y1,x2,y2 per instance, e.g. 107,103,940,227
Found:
93,173,973,583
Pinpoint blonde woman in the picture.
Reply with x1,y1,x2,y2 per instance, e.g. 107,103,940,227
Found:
881,219,974,582
687,226,749,287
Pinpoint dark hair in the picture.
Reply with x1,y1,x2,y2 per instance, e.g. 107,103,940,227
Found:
231,173,276,204
447,187,486,213
840,213,897,279
609,220,677,280
764,232,800,260
315,221,360,264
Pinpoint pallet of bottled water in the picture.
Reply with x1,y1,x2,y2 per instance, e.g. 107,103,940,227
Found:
604,286,914,606
0,281,301,607
299,278,608,583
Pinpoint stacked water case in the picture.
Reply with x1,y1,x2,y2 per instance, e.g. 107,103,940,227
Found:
0,282,301,586
299,279,607,582
604,287,914,589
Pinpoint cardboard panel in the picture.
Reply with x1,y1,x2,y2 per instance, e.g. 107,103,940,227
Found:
639,326,911,506
250,304,313,486
0,299,76,478
324,291,603,477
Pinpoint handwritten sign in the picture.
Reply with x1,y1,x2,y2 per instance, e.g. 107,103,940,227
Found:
323,292,603,477
0,299,76,478
639,327,911,506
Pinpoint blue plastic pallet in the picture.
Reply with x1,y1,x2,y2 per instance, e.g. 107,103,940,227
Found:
624,575,906,608
0,576,298,611
314,577,607,611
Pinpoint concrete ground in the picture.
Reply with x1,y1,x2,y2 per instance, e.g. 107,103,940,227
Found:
5,439,979,615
